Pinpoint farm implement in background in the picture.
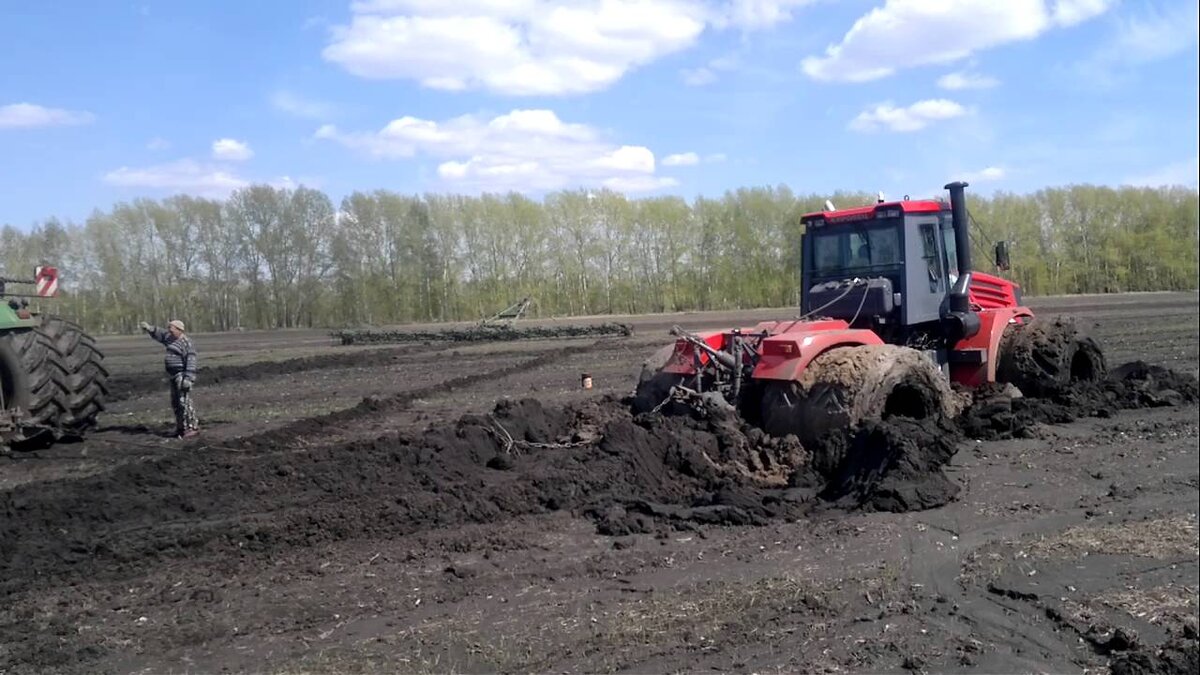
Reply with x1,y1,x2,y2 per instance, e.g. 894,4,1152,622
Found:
331,297,634,346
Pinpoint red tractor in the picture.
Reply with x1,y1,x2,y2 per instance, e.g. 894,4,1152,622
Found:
634,181,1105,444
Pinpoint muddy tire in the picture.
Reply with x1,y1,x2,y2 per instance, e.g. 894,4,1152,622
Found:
997,316,1106,397
760,344,957,447
2,315,108,444
632,345,685,413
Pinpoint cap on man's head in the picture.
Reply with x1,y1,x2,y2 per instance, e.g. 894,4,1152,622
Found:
168,319,185,332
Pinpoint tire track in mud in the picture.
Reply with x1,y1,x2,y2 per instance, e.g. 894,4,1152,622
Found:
225,336,625,452
105,343,458,402
905,497,1197,672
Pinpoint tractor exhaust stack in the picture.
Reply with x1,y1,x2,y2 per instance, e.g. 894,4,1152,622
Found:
943,181,980,339
944,181,972,312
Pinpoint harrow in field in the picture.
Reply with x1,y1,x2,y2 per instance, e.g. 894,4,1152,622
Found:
331,297,633,346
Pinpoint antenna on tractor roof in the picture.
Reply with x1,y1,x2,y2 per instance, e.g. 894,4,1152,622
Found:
876,191,885,203
824,199,836,211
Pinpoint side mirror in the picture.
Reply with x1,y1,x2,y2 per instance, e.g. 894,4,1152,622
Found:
994,241,1011,271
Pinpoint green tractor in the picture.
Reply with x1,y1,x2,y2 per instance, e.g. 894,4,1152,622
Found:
0,266,108,448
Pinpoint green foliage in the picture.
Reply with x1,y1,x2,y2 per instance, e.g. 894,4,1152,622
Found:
3,184,1196,332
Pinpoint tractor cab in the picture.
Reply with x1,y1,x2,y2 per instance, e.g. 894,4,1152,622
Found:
801,198,956,328
799,182,1017,345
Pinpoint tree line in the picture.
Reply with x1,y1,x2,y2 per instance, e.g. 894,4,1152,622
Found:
2,183,1196,334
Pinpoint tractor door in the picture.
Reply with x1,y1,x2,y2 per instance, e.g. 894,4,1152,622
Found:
903,216,948,325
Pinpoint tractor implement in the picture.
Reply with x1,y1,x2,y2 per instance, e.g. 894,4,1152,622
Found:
634,182,1106,446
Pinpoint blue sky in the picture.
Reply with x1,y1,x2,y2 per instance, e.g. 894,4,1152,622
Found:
1,0,1197,228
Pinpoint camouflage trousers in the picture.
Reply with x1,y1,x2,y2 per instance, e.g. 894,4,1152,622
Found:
170,378,199,434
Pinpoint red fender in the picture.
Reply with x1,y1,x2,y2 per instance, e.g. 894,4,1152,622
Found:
951,306,1034,387
659,319,879,378
660,329,732,375
752,328,885,383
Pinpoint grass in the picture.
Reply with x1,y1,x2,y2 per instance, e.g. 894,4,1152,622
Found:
1096,584,1199,625
1025,515,1199,560
325,572,908,675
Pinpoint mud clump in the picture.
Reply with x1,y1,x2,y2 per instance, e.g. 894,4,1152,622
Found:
814,416,963,512
962,361,1199,441
1110,636,1199,675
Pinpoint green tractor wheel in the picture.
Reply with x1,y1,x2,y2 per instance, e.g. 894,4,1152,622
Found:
0,315,108,447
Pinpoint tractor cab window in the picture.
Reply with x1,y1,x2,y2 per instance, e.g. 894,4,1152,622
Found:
849,232,871,266
814,233,841,271
811,220,902,274
942,228,960,284
920,223,942,292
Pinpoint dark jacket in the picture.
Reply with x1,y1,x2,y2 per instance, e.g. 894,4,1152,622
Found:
148,327,197,380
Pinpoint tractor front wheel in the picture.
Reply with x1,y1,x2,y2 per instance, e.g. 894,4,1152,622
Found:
760,344,958,449
1,315,108,446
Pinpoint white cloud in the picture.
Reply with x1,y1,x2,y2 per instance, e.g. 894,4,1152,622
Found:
937,71,1000,90
212,138,254,161
680,53,739,85
271,90,338,120
849,99,968,133
802,0,1115,82
720,0,814,29
1051,0,1114,27
0,102,94,129
662,152,700,166
323,0,708,95
324,1,816,95
962,166,1007,182
146,137,172,151
1125,157,1200,188
1108,3,1199,63
103,160,248,197
1073,2,1199,85
681,66,718,85
302,15,329,30
271,175,325,190
317,108,676,193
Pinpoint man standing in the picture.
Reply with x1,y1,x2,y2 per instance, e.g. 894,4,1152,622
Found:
138,319,199,439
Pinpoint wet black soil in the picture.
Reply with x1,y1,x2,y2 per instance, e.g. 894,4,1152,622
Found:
6,360,1194,598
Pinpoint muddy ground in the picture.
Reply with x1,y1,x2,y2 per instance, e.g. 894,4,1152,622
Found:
1,291,1198,674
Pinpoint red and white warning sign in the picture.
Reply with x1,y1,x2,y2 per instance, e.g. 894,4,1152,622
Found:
34,266,59,297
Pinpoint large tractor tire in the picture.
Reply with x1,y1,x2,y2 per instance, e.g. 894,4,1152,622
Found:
0,315,108,446
760,344,958,448
997,316,1105,397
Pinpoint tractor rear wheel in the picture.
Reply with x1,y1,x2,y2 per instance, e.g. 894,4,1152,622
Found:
1,315,108,446
760,344,957,448
997,316,1105,397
